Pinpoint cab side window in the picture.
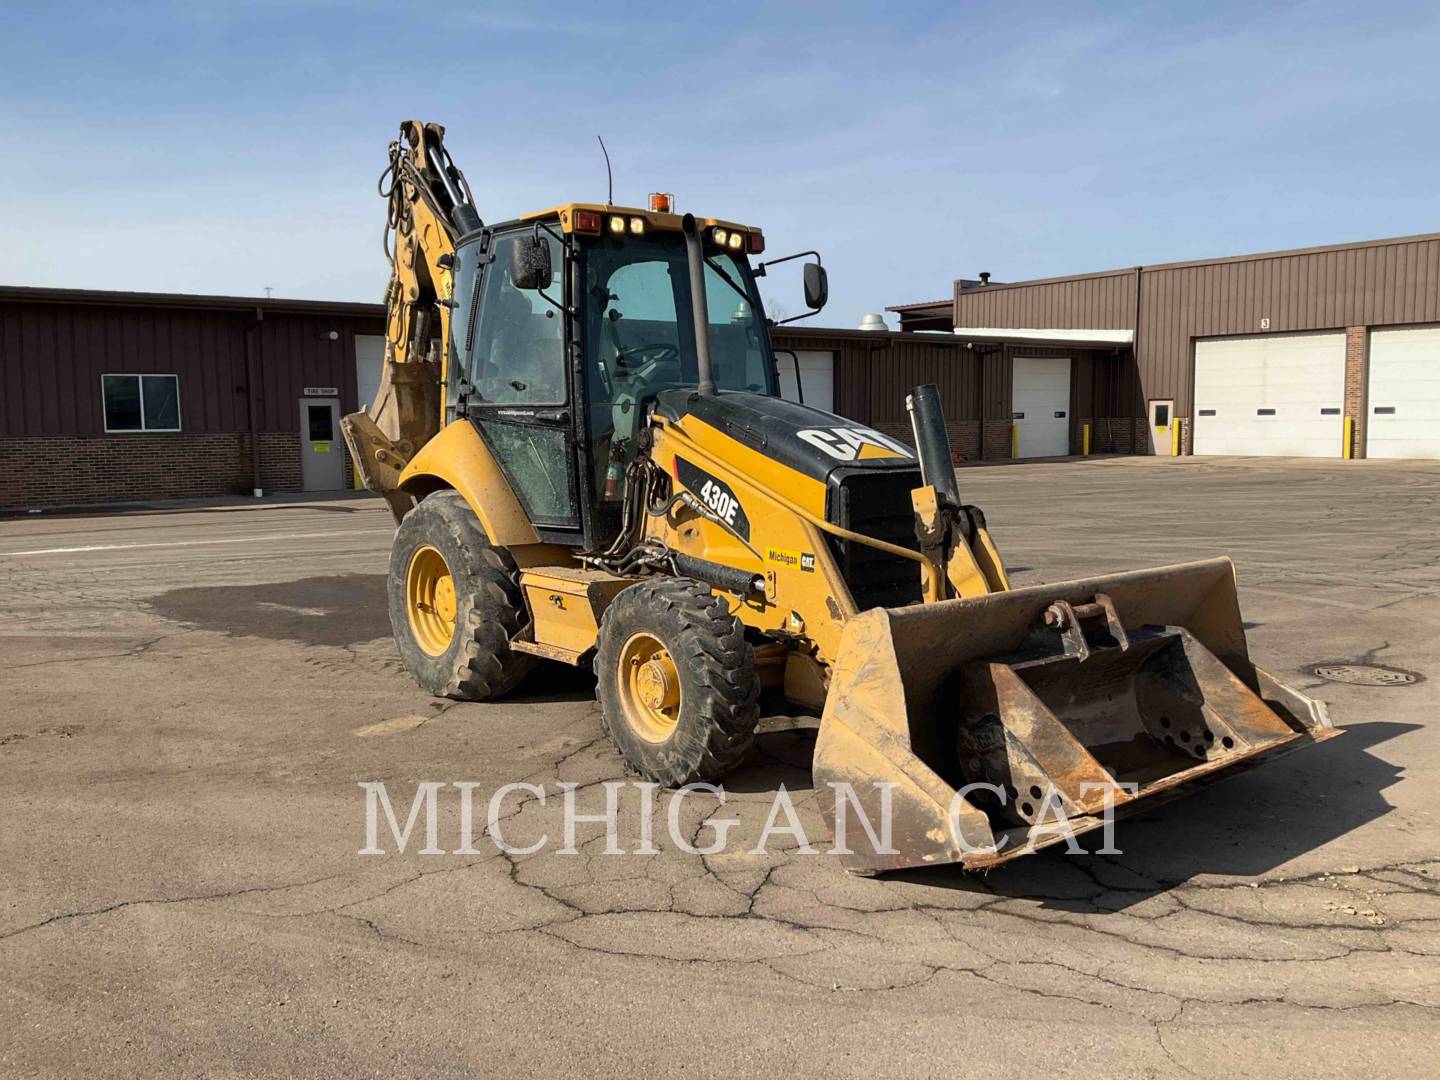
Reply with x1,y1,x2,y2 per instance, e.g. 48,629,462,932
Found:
471,232,566,405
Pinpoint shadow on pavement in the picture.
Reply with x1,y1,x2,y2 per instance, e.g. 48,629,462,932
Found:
148,574,600,702
721,718,1408,908
891,720,1411,909
148,574,390,648
722,729,820,794
509,663,598,705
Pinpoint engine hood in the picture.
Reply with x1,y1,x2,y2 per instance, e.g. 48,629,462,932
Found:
654,389,917,485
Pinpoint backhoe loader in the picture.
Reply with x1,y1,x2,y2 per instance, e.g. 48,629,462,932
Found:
343,121,1338,873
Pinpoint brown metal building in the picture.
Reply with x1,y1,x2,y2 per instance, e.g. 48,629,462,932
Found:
0,286,385,510
0,283,1083,512
10,230,1434,512
894,231,1440,460
772,326,1133,460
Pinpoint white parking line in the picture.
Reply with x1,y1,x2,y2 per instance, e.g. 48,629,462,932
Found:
0,529,394,557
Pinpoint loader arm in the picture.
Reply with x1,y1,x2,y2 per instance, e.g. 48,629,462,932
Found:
341,121,483,516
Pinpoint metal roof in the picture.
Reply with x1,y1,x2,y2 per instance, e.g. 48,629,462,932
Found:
771,324,958,344
771,325,1127,350
0,284,385,317
949,328,1133,349
884,299,951,313
956,229,1440,295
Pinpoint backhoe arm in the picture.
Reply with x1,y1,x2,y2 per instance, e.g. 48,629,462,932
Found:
341,120,482,515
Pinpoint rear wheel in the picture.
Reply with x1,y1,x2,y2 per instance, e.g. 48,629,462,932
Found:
388,490,536,700
595,578,760,786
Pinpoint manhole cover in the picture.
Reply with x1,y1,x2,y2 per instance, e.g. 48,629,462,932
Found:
1312,663,1419,686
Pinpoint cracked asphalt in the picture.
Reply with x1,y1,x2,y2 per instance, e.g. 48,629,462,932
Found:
1,456,1437,1077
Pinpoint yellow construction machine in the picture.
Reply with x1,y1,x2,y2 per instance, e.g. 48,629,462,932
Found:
344,122,1338,873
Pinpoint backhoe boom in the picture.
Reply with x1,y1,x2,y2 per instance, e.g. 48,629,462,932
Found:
341,121,481,516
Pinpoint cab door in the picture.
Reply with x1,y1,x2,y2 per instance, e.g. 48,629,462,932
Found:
455,227,580,536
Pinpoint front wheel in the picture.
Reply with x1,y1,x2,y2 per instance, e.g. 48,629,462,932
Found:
595,578,760,786
387,490,536,700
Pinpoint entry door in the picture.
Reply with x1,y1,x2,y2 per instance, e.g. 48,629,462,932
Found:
1012,356,1071,457
1368,326,1440,459
778,349,836,414
300,398,345,491
1149,399,1174,456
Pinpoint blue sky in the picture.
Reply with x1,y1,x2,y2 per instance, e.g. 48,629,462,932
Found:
1,1,1436,327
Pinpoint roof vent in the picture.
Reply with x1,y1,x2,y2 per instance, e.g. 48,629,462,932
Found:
857,313,888,332
979,272,991,285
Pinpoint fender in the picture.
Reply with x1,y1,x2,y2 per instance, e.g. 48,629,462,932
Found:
397,420,539,548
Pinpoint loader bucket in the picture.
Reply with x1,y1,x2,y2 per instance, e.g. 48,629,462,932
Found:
812,557,1339,875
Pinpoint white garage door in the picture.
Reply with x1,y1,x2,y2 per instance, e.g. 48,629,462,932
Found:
1012,356,1070,457
1193,332,1345,457
1368,326,1440,459
777,349,835,414
354,334,386,414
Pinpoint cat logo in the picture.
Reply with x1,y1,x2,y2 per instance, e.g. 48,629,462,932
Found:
796,426,912,462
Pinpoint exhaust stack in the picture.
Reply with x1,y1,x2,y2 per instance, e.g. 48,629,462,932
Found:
682,214,717,395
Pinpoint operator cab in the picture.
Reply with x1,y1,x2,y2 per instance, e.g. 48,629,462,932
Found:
447,201,818,550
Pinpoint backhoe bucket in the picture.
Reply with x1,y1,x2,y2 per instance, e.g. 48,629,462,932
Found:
812,557,1339,874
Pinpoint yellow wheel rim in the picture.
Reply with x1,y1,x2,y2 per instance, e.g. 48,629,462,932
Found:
406,545,457,656
618,632,682,743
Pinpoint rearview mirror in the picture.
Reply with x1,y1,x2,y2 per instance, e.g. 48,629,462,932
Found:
509,235,552,290
803,262,828,311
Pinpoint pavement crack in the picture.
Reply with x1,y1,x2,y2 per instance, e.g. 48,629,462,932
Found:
0,869,354,944
6,632,182,671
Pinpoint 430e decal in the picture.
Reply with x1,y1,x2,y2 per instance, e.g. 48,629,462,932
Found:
674,457,751,541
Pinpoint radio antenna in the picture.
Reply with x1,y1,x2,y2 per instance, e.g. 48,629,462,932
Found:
597,135,613,205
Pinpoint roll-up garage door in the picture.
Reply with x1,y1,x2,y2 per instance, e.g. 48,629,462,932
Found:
777,349,835,414
1193,332,1345,457
354,334,386,413
1011,356,1071,457
1368,326,1440,459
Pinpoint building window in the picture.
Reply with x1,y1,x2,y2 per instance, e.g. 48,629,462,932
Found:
102,374,181,432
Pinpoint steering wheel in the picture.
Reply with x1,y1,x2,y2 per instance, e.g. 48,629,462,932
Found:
615,343,680,370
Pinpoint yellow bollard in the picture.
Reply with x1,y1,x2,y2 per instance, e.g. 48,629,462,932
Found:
1343,415,1354,460
1011,424,1019,460
1082,422,1091,456
1171,417,1182,457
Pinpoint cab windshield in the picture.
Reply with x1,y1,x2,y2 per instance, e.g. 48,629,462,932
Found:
582,231,774,501
584,233,772,394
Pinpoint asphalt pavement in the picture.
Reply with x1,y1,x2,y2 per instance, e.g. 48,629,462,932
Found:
1,456,1436,1077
